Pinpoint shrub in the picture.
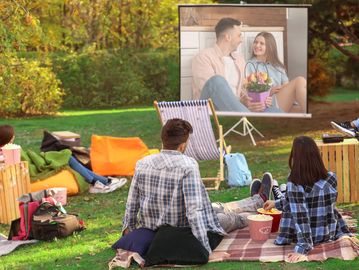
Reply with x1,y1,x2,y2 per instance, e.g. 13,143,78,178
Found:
53,48,179,108
308,58,336,98
0,56,63,117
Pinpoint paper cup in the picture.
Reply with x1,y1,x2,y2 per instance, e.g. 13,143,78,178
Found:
1,145,21,165
247,214,273,241
257,208,282,232
50,187,68,205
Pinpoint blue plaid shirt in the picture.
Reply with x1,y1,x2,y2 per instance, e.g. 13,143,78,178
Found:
274,172,351,254
122,150,225,253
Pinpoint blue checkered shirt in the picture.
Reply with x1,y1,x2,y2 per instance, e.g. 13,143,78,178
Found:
274,172,351,255
122,150,225,253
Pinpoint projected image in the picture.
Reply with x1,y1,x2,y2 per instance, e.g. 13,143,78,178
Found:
179,5,309,116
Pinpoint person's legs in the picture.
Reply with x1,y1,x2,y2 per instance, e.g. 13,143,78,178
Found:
352,118,359,129
68,156,108,185
200,75,250,112
275,76,306,113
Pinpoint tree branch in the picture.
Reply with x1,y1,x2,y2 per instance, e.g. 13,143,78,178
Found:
310,26,359,62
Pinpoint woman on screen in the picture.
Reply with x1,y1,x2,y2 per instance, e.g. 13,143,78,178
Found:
246,32,306,113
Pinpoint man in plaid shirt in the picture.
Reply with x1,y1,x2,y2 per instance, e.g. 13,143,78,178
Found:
122,118,226,254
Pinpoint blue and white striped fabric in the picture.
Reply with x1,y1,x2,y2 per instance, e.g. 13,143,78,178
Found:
157,100,219,161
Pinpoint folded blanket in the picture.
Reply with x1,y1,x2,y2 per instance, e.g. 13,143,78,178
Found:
21,149,87,193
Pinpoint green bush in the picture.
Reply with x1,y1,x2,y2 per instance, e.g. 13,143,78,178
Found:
0,56,63,116
53,48,179,108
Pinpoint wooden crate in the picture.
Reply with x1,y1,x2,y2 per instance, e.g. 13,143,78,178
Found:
316,139,359,203
0,162,31,224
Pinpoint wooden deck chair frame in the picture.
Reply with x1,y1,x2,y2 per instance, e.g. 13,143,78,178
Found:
154,99,230,190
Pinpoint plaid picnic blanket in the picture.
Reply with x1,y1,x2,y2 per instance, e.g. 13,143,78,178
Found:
208,229,358,263
109,210,358,269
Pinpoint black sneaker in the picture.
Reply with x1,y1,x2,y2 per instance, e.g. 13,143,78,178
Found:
272,186,284,200
259,172,273,200
250,178,262,197
331,121,356,137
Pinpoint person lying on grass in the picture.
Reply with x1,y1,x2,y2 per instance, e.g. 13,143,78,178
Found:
263,136,352,263
0,124,126,194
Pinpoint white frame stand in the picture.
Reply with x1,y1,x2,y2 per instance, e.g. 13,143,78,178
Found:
223,117,264,146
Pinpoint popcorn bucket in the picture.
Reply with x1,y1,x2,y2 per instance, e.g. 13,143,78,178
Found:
50,187,68,205
1,144,21,165
257,208,282,232
247,214,273,241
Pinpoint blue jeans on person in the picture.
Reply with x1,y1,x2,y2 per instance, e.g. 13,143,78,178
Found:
353,118,359,128
68,156,108,185
199,75,282,113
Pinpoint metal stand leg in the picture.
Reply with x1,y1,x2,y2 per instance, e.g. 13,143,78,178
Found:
223,117,264,146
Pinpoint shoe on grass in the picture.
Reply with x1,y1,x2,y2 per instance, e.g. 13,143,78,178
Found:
89,181,112,194
107,177,127,192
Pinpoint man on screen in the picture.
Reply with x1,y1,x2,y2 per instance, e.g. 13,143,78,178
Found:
192,17,281,113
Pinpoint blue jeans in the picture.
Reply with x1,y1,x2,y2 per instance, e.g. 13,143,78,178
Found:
353,118,359,128
68,156,108,185
200,75,282,113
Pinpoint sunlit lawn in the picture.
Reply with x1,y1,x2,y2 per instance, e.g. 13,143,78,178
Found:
0,95,358,269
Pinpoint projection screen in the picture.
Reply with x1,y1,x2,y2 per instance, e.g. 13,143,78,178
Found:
179,4,311,118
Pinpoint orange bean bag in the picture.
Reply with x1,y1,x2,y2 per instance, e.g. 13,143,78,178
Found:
30,169,79,196
90,135,154,176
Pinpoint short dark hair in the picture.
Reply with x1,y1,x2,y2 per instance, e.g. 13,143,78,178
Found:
215,17,242,39
0,125,15,147
161,118,193,150
288,136,328,186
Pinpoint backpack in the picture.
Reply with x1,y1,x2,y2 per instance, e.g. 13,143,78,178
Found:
224,153,252,187
31,202,84,241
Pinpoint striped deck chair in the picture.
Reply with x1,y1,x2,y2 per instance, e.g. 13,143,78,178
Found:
154,99,230,190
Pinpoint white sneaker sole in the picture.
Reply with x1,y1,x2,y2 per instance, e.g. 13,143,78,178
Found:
330,121,355,137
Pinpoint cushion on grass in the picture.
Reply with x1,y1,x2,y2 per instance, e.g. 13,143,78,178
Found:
112,228,155,257
90,136,150,176
144,226,210,266
30,169,79,196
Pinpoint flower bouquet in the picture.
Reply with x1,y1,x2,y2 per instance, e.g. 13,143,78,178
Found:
245,71,272,104
244,62,272,106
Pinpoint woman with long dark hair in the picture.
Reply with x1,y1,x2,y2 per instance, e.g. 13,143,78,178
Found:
264,136,351,262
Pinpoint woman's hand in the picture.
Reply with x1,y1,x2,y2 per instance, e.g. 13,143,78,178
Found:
285,252,308,263
270,85,282,95
265,96,272,107
263,200,275,210
246,96,266,112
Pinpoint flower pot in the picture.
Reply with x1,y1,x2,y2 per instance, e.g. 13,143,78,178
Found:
247,90,270,105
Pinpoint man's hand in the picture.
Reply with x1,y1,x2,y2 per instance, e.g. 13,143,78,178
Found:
285,252,308,263
263,200,275,211
122,228,130,236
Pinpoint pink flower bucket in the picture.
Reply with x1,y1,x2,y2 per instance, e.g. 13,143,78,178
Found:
247,90,270,105
247,214,273,241
1,144,21,165
50,187,68,205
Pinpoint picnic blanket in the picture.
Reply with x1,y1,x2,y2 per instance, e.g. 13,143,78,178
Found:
109,211,358,269
0,234,38,256
21,149,87,192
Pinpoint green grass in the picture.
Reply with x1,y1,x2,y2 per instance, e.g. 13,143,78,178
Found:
0,107,358,269
313,87,359,102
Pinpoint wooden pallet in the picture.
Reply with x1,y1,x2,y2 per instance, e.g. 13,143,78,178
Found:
0,162,31,224
316,139,359,203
